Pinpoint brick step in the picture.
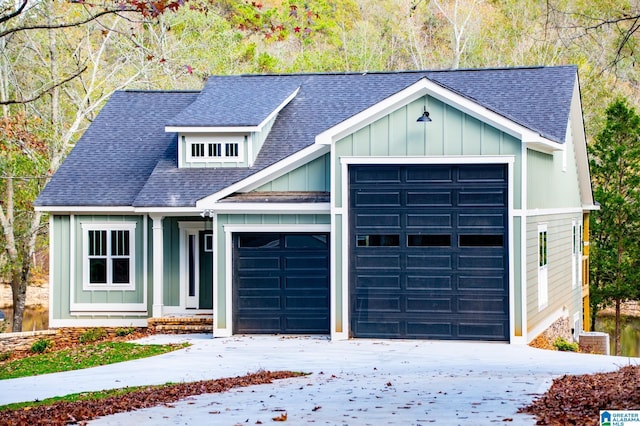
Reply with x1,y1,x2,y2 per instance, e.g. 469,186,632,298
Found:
154,324,213,333
147,316,213,334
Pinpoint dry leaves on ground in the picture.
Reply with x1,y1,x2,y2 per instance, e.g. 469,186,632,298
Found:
0,370,304,426
519,365,640,425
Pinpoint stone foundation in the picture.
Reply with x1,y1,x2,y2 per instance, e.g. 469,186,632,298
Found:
0,327,149,354
529,315,573,350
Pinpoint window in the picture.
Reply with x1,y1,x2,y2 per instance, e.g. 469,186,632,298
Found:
209,143,222,157
184,135,244,163
83,224,136,290
538,224,548,310
191,143,205,157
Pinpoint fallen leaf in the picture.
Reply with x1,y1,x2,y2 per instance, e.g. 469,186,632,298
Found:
272,412,287,421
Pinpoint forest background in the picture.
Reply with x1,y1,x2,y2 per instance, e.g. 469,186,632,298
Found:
1,0,639,344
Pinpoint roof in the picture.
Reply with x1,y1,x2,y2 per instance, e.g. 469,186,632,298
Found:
35,66,578,209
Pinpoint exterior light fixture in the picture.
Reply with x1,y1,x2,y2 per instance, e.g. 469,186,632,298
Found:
417,107,432,122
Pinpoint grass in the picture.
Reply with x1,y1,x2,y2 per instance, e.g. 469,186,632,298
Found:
0,342,189,380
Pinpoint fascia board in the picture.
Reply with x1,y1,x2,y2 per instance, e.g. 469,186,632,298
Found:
165,126,259,133
207,202,330,214
34,206,135,213
315,77,561,150
196,144,330,208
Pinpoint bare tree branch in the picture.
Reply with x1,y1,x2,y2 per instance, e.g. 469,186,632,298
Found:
0,65,88,106
0,0,28,26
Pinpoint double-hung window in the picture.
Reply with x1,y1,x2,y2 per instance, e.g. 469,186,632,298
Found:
83,223,136,290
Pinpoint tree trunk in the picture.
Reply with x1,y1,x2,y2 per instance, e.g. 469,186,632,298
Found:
614,298,621,356
10,267,28,332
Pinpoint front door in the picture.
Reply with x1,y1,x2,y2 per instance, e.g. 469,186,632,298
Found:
185,229,213,309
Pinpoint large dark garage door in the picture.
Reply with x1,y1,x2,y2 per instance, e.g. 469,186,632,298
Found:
233,233,330,334
350,164,509,341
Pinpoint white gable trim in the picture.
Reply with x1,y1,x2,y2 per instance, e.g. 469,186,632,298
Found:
315,77,562,153
165,87,300,134
196,144,330,208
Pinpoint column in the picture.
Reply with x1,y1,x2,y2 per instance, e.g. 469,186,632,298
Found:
151,214,164,318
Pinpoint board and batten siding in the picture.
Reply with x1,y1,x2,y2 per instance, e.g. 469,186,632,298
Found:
50,215,148,322
213,213,331,330
253,154,330,192
526,213,583,336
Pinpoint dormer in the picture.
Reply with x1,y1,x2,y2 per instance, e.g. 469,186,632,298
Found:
165,75,300,168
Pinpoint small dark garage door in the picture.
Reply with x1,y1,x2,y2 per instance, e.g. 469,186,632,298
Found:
350,164,509,341
233,233,330,334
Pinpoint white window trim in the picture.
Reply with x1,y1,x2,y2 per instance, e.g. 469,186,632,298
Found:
538,223,548,310
81,223,136,291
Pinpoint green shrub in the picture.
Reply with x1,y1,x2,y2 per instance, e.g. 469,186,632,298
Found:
115,327,135,337
30,339,52,353
0,351,12,361
79,328,107,344
553,337,579,352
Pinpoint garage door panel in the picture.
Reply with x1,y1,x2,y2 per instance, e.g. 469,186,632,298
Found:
355,254,401,269
406,276,452,290
350,164,508,341
355,296,401,312
458,190,506,206
356,213,401,228
236,276,281,290
286,276,329,289
237,295,282,310
286,294,328,309
354,191,401,206
355,275,401,290
458,255,504,270
458,322,506,339
237,256,280,270
458,165,506,181
236,317,281,334
406,166,453,182
406,214,452,228
353,167,401,183
458,275,505,291
284,255,328,270
406,297,452,313
458,214,504,229
407,254,452,270
407,191,452,206
457,297,508,314
285,316,330,333
406,322,452,337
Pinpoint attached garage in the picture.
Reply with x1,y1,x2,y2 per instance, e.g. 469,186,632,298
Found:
349,164,509,341
233,233,330,334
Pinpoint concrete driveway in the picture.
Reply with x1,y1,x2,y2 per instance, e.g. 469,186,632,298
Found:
2,334,637,425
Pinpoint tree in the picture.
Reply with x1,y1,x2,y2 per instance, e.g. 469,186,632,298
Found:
589,98,640,355
0,0,191,332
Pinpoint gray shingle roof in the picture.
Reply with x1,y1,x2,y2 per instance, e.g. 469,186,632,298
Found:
36,66,578,208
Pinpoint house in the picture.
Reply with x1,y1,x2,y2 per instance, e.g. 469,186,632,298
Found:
35,66,595,343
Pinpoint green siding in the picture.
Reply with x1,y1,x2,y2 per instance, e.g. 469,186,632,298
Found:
253,154,330,192
214,213,331,329
526,214,583,335
527,145,582,209
51,215,71,319
334,96,522,209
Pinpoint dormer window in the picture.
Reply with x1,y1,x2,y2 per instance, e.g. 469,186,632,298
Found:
183,134,245,164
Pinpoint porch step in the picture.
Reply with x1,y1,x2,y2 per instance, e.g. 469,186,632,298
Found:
148,316,213,334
